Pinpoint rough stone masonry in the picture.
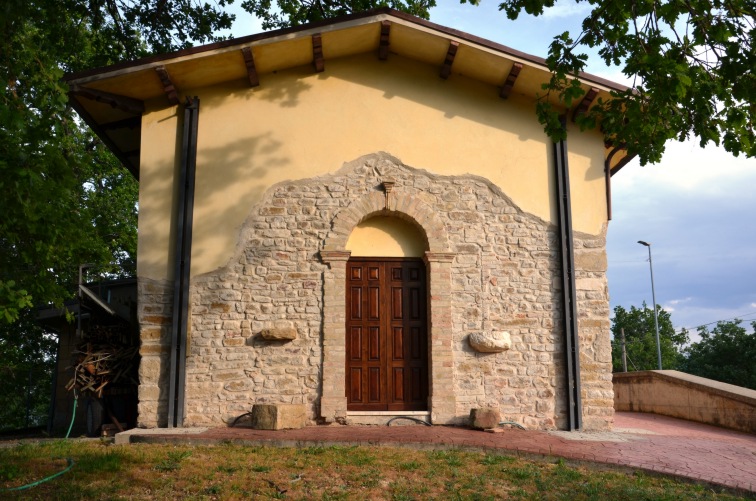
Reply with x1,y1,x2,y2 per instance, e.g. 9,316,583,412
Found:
136,153,614,431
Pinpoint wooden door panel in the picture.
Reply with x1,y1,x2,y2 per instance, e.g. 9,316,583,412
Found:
368,367,381,402
393,368,404,401
368,286,380,320
391,287,403,319
391,267,402,280
409,287,420,319
350,368,362,402
410,326,421,360
392,327,404,360
346,258,427,411
350,287,362,320
349,327,362,360
368,327,380,360
410,367,423,400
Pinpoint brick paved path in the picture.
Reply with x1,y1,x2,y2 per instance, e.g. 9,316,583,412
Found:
126,412,755,492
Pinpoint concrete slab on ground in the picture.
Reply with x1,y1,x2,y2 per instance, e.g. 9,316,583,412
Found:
115,427,208,445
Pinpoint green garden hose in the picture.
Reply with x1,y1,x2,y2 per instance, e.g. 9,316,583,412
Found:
1,458,75,492
64,391,78,439
1,391,78,492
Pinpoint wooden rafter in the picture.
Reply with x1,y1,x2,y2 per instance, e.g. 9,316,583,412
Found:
312,33,324,72
571,87,599,122
241,47,260,87
155,66,180,105
499,62,522,99
70,85,145,114
101,116,141,131
439,40,459,80
379,21,391,60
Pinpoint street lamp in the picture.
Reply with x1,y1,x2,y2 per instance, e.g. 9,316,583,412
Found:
638,240,662,370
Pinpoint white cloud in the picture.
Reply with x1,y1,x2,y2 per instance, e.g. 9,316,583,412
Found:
541,1,592,19
663,297,694,312
616,140,756,195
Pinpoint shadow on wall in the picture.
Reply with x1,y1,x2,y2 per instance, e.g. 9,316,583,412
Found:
136,131,290,277
201,53,548,147
312,54,541,143
190,133,289,269
300,54,605,206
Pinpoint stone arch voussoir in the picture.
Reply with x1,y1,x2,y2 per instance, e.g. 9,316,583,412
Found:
324,189,450,253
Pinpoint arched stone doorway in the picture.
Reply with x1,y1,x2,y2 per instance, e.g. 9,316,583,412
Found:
319,189,456,424
345,217,428,411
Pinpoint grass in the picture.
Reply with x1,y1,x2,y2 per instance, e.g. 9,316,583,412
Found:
0,440,751,500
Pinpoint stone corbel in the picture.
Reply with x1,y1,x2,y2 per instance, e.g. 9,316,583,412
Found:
381,179,395,210
320,250,351,267
423,251,456,264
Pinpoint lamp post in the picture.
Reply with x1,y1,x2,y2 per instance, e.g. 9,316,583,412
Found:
638,240,662,370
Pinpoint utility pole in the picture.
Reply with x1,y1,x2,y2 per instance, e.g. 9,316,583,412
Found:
638,240,662,370
621,328,628,372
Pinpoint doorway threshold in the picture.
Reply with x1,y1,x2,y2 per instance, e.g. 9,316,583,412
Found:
346,410,430,425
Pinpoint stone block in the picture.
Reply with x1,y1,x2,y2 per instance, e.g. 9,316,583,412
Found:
470,407,500,429
250,403,307,430
468,331,511,353
260,327,297,340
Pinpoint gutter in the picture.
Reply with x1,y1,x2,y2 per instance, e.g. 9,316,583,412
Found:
168,97,200,428
553,118,583,431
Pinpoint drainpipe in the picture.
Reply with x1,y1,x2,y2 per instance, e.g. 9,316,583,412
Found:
168,97,200,428
553,117,582,431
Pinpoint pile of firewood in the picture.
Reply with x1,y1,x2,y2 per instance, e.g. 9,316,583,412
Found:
66,324,138,398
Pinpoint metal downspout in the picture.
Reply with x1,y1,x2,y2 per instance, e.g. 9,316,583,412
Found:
605,145,627,221
553,120,583,431
168,97,200,428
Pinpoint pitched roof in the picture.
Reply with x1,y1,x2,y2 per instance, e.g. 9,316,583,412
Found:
65,7,633,178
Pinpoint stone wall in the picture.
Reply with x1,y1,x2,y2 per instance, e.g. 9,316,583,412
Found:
137,279,173,428
574,231,615,430
137,153,613,430
614,370,755,433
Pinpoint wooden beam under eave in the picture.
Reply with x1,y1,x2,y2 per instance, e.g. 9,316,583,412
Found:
67,94,140,178
440,40,459,80
70,85,145,115
241,47,260,87
499,63,522,99
155,66,180,105
101,116,142,131
379,21,391,61
312,34,324,73
571,87,599,122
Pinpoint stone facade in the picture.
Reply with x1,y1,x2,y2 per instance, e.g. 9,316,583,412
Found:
137,153,613,430
137,279,173,428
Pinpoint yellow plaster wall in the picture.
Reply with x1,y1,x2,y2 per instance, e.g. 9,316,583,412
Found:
138,104,181,280
566,123,607,225
346,217,428,257
138,53,607,281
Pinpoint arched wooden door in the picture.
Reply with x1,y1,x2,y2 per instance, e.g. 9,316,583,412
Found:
345,258,428,411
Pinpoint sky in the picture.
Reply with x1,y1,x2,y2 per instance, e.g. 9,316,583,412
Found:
225,1,756,341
